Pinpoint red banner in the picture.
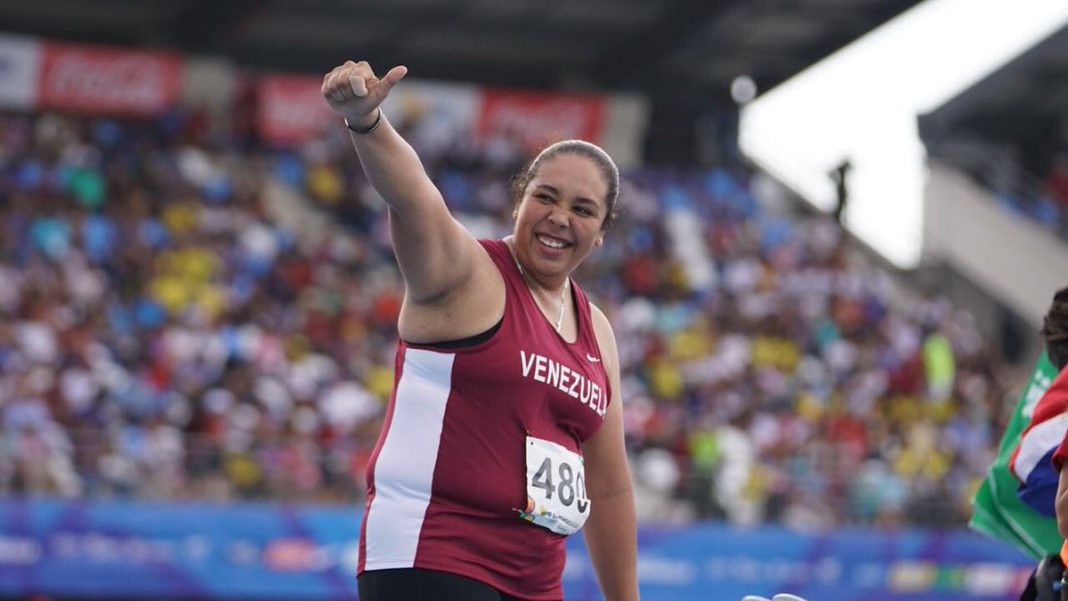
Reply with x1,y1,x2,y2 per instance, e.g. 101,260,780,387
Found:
256,75,335,146
475,89,606,150
37,42,182,115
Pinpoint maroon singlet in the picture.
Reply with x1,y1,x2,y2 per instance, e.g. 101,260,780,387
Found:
357,239,611,600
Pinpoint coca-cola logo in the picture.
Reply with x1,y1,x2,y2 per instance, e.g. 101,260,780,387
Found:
478,91,605,149
44,52,173,109
486,101,589,143
262,86,330,130
256,79,335,144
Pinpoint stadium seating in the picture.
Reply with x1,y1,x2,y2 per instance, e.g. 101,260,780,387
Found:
0,109,1014,531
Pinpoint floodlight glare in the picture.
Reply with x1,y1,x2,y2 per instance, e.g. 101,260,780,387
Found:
730,75,757,105
739,0,1068,269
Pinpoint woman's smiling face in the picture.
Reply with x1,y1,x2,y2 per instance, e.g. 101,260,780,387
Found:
512,151,609,281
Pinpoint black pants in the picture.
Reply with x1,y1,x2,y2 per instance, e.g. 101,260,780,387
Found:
1019,554,1068,601
358,568,526,601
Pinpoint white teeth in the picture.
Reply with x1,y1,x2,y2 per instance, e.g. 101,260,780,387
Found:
537,235,566,249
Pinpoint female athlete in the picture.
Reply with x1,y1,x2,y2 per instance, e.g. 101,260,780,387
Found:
322,60,639,601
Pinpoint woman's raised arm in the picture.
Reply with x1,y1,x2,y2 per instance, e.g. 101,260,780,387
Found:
322,60,484,305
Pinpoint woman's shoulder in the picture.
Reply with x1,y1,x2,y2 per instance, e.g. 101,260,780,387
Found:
587,301,617,352
475,238,511,269
587,301,612,331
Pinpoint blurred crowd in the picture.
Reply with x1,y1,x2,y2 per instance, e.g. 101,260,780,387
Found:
938,133,1068,241
0,108,1017,530
988,147,1068,240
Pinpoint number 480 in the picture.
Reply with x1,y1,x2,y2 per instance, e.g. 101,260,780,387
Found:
531,457,589,513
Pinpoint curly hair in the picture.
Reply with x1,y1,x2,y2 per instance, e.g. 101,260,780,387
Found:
1042,286,1068,370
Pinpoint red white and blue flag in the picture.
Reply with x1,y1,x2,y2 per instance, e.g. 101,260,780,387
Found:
1009,365,1068,517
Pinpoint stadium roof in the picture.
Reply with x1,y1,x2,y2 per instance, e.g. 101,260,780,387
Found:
9,0,1062,166
0,0,922,99
922,22,1068,175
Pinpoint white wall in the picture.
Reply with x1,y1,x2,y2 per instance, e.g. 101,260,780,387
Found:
924,162,1068,321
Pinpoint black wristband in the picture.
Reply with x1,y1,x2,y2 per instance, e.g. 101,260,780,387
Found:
345,109,382,135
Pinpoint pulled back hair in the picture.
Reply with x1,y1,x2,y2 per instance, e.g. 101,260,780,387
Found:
510,140,621,230
1042,286,1068,370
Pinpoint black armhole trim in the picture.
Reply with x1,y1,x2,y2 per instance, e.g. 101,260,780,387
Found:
419,317,504,350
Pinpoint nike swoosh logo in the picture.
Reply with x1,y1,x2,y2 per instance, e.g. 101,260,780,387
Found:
586,354,600,363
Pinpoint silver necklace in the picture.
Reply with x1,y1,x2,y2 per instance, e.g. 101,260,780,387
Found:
511,246,569,332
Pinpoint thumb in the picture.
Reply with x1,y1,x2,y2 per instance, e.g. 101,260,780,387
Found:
375,65,408,97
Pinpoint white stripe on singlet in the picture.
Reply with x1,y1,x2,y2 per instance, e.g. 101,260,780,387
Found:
363,348,455,569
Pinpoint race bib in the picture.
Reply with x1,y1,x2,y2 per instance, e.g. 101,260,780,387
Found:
517,436,590,535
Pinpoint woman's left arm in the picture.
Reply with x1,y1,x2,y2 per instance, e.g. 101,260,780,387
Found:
582,305,639,601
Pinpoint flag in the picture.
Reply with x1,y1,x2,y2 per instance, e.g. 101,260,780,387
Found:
970,352,1062,559
1009,362,1068,517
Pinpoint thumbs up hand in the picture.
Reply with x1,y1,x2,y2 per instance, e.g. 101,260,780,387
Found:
322,60,408,129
